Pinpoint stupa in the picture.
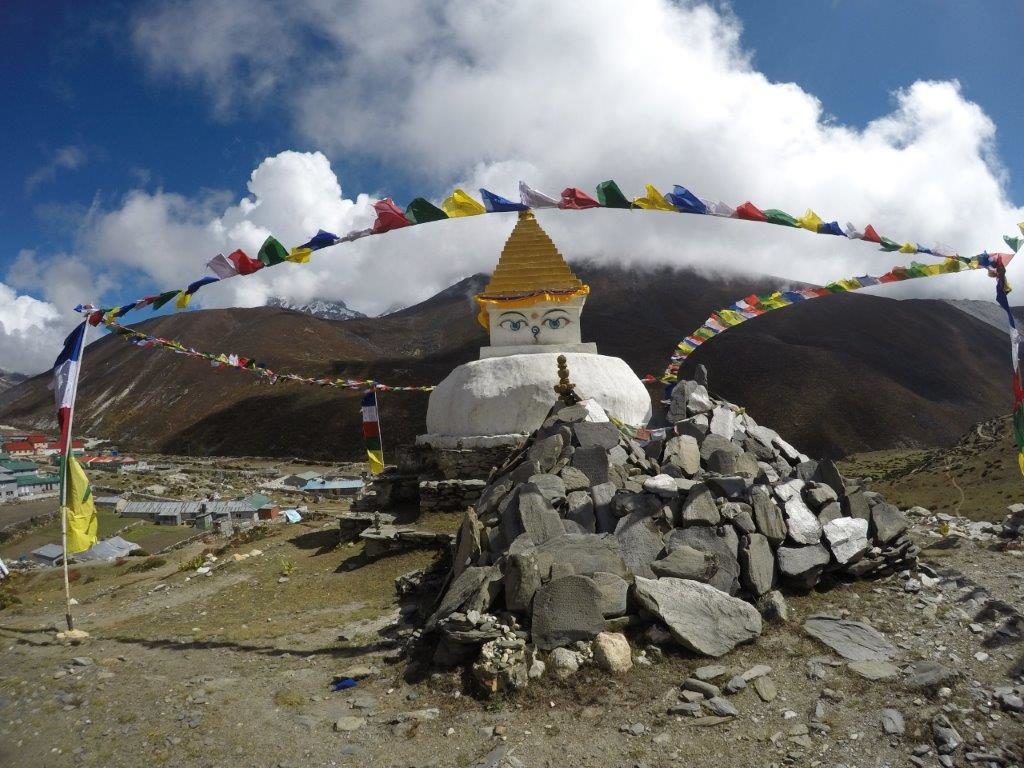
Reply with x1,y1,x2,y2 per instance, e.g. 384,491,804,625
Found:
421,211,652,447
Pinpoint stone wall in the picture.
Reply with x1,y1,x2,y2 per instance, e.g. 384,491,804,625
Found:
419,479,486,512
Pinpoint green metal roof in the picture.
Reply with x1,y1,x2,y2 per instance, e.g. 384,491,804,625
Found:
1,459,39,472
16,474,59,486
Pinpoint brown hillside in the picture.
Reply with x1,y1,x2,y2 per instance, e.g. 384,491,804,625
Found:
0,264,1013,460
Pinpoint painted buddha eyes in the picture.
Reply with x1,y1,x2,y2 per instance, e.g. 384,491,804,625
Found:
499,318,527,332
543,316,569,330
497,309,572,335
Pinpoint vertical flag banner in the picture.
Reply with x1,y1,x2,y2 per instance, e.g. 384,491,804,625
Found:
52,322,86,448
361,391,385,474
64,455,98,554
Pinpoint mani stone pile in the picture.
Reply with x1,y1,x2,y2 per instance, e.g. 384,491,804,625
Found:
424,372,917,677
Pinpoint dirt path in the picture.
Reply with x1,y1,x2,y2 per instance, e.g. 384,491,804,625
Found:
2,519,1024,767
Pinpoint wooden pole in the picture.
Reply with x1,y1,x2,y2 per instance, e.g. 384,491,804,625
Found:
58,321,89,632
373,389,384,470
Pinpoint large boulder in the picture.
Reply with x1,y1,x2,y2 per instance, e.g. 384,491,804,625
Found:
871,503,909,544
822,517,869,566
614,511,664,579
663,435,700,476
651,544,717,582
533,533,629,579
666,526,740,595
531,575,607,650
633,577,762,657
776,544,830,590
739,533,775,597
750,485,786,545
680,483,721,526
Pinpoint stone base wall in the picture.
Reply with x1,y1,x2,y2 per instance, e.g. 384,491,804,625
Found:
419,479,486,512
434,446,518,481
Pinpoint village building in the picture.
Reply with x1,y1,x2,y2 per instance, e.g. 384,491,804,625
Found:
95,495,127,513
0,471,16,503
302,478,364,498
121,498,265,526
0,459,40,477
281,471,323,489
2,441,35,458
16,474,60,497
30,543,64,567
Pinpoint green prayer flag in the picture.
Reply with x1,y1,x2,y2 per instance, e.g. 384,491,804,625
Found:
878,237,901,252
258,236,288,267
763,209,799,227
151,290,181,310
405,198,449,224
1004,235,1023,253
596,180,633,209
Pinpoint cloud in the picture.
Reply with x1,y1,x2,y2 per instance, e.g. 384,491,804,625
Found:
11,0,1024,370
25,145,87,194
0,282,65,375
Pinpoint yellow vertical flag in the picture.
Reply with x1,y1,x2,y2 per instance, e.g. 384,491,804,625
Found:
441,188,486,217
64,455,98,554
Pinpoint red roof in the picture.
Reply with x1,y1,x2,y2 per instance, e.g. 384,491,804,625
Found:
47,440,84,449
26,434,47,444
3,441,33,451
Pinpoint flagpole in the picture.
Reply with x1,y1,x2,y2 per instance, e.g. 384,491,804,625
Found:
373,389,384,470
58,321,89,632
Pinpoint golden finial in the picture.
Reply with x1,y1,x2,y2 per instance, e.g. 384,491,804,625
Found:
554,354,580,405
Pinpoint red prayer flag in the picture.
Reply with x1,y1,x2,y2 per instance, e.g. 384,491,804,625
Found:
87,311,104,327
734,202,768,222
558,188,600,210
227,249,264,275
371,198,412,234
862,225,882,244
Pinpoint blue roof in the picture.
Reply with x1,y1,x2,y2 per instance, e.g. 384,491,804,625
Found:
302,479,363,491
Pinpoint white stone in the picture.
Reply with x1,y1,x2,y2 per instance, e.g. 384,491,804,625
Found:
593,632,633,674
642,474,678,497
549,647,582,678
426,353,652,437
783,497,822,545
709,407,737,438
822,517,869,565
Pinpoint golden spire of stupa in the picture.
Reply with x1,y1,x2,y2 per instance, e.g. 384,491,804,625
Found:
479,210,586,298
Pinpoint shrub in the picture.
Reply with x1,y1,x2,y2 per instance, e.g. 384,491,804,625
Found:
179,554,206,572
125,557,167,574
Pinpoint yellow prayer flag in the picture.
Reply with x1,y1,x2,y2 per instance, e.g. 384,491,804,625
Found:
718,310,746,326
367,449,385,475
796,209,823,232
64,455,98,555
287,247,312,264
441,188,486,217
175,291,192,309
899,242,917,253
632,184,676,212
1018,221,1024,236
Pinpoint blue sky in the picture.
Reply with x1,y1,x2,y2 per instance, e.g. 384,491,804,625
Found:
2,0,1023,373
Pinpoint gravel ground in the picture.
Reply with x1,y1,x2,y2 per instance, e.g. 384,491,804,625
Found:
2,518,1024,768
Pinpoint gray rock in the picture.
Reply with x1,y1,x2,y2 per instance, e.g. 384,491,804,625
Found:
708,407,737,439
783,496,823,545
904,660,959,690
528,434,564,473
687,383,714,416
427,566,494,630
706,475,751,500
548,647,581,677
804,482,838,511
682,678,720,698
608,445,629,466
723,675,746,694
848,660,898,680
613,492,661,519
803,616,897,661
699,434,734,462
680,483,721,526
740,664,772,681
334,716,366,732
871,503,909,544
572,446,610,486
842,490,871,522
794,460,819,482
823,517,869,566
591,572,629,618
750,485,786,545
573,422,622,450
505,551,542,613
534,533,629,579
707,445,743,475
739,533,775,597
643,474,678,497
676,415,709,442
816,459,846,497
932,715,963,754
880,708,905,735
531,575,607,650
565,491,596,532
559,466,591,492
528,474,567,503
816,502,842,526
651,545,716,582
591,482,617,533
776,544,830,590
516,484,565,545
477,474,514,519
753,676,777,702
666,525,740,595
721,502,755,533
704,696,738,717
615,511,664,579
664,435,700,476
633,576,762,657
453,509,484,577
757,590,788,623
693,665,727,681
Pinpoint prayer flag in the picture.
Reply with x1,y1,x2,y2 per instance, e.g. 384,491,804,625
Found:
299,229,339,250
844,222,864,239
442,188,486,217
287,247,312,264
878,236,901,252
258,236,289,267
372,198,412,233
763,209,799,227
52,322,85,449
64,455,97,555
898,242,917,254
632,184,676,212
361,390,384,474
595,180,633,209
796,209,823,232
1005,235,1024,253
405,198,449,224
735,202,768,222
480,189,528,213
186,276,219,295
151,290,181,310
175,291,192,309
228,249,264,275
666,185,707,214
207,253,239,279
862,225,882,244
559,188,600,209
818,221,844,236
519,181,559,209
701,200,736,217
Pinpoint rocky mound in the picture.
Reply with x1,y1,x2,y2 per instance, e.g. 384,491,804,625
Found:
421,367,917,689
